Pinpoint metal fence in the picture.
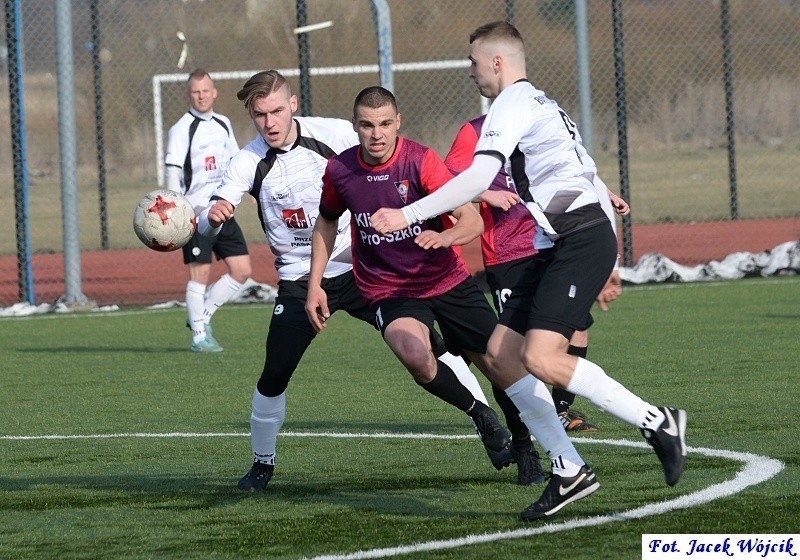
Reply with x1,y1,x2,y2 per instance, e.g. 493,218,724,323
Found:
1,0,798,307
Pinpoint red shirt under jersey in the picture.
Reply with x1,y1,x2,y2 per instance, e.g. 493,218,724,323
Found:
320,136,470,305
444,115,537,267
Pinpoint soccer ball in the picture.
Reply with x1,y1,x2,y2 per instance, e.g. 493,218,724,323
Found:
132,189,197,252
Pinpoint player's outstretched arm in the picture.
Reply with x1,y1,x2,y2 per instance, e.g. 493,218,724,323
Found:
306,215,339,332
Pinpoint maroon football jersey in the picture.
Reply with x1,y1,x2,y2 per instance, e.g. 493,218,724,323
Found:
320,136,470,305
445,115,537,267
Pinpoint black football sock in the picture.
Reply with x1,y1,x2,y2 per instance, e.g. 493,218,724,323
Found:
552,344,588,413
417,359,476,412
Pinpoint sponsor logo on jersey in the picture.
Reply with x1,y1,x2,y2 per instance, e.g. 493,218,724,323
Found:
483,130,501,138
353,211,422,245
394,180,409,203
204,155,217,170
272,190,290,200
282,207,310,229
359,224,422,246
366,174,390,182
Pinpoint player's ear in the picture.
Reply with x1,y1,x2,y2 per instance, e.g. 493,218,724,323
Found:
289,94,298,113
396,112,402,131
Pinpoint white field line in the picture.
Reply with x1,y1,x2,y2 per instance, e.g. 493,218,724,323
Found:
0,431,473,441
1,431,783,560
302,438,784,560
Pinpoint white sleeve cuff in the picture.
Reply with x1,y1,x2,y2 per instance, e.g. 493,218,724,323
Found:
197,208,222,237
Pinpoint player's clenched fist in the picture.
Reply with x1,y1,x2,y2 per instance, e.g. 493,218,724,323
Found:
370,208,409,235
207,199,235,228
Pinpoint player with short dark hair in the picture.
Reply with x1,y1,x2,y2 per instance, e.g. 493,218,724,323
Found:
198,72,511,492
307,88,526,484
165,68,252,353
370,21,687,521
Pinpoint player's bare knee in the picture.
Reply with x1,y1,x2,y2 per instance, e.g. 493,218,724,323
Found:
478,351,513,387
232,271,250,284
397,345,435,378
522,352,555,383
230,265,252,283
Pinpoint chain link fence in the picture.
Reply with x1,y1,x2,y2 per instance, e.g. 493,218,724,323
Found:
1,0,798,307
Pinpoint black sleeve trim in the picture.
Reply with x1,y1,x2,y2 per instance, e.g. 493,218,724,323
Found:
319,205,343,221
474,149,506,166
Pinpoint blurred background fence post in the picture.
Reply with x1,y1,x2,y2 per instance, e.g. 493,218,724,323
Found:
3,0,33,304
54,0,89,306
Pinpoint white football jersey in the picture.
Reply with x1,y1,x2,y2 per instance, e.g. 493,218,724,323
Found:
476,81,608,240
217,117,358,281
165,108,239,214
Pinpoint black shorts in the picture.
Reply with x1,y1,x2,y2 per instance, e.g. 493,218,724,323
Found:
484,255,535,315
182,217,249,264
372,276,498,356
257,270,377,396
272,270,375,335
500,222,617,339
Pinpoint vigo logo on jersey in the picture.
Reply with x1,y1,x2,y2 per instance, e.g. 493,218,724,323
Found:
282,207,312,229
366,174,389,182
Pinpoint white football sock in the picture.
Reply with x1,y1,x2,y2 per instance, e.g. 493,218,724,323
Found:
506,375,583,477
437,352,488,405
202,274,244,323
566,357,663,429
186,281,207,341
250,388,286,465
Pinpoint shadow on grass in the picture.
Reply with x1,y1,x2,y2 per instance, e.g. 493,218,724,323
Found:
0,470,523,519
16,346,190,353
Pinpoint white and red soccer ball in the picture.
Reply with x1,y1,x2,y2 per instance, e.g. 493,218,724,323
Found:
132,189,196,252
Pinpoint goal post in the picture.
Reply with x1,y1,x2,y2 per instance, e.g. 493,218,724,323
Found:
152,59,484,187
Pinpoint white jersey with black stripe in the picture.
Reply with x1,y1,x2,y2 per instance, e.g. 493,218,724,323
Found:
476,80,608,240
217,117,358,281
165,107,238,214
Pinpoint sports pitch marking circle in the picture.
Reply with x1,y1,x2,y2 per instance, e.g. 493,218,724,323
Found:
1,432,784,559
